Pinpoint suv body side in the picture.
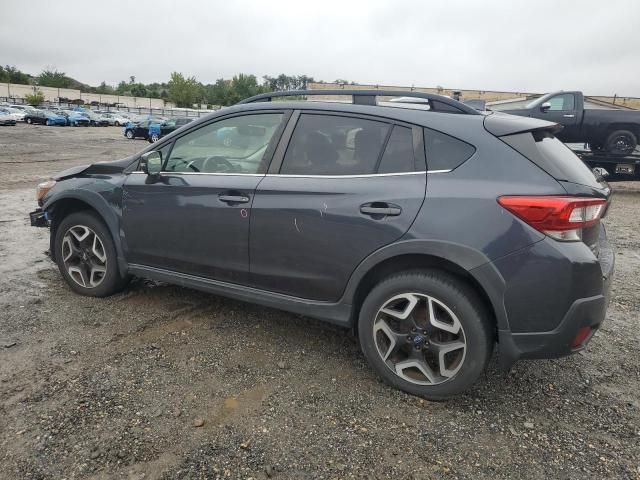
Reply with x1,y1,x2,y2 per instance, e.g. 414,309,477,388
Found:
36,100,613,368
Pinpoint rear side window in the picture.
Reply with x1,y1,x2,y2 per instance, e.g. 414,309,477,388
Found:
280,114,389,175
378,126,419,173
423,128,476,171
501,131,601,188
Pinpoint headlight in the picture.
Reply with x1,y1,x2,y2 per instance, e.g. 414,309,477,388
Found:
36,180,56,201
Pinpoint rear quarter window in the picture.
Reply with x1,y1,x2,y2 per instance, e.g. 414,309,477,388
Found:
501,131,601,188
423,128,476,171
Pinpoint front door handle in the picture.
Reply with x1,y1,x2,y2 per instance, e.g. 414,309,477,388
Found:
219,194,250,204
360,203,402,217
563,114,576,118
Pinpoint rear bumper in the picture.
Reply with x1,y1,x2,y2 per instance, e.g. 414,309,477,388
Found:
495,224,614,368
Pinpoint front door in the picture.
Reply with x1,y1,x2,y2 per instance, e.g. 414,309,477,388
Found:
249,112,427,301
122,111,286,283
534,93,580,142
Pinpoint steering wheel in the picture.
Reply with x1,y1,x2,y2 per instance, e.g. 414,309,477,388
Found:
203,155,235,173
168,158,200,172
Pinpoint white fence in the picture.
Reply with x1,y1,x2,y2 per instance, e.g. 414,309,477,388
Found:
0,82,175,109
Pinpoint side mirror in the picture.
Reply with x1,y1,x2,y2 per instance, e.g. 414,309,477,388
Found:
140,151,162,176
540,102,551,113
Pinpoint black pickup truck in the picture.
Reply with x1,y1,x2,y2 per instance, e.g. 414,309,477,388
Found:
499,91,640,155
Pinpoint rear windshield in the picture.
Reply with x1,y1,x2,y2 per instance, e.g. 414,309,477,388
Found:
501,131,601,188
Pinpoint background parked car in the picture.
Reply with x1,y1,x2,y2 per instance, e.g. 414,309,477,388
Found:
81,110,109,127
0,107,24,122
100,112,129,126
124,119,162,140
9,104,36,113
497,90,640,154
25,110,67,126
148,117,194,142
53,110,90,127
0,110,17,126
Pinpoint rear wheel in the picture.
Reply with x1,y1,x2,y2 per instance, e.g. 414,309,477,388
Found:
358,270,493,400
26,117,32,124
114,121,120,127
150,133,159,143
605,129,637,155
45,119,51,126
54,211,129,297
125,129,134,139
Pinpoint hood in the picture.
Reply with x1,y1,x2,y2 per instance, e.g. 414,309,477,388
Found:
52,157,138,180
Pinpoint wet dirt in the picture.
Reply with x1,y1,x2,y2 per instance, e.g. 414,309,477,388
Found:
0,124,639,479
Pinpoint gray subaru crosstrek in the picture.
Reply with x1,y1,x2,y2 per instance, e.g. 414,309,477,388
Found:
30,90,614,400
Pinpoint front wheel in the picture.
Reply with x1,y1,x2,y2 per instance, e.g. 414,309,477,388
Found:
54,211,129,297
125,130,134,139
114,121,120,127
150,133,159,143
45,119,51,126
605,129,637,155
26,117,32,124
358,271,494,400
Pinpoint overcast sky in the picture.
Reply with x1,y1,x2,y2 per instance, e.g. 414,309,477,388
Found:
1,0,638,96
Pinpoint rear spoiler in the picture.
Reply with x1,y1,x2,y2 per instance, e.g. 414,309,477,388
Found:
483,111,563,137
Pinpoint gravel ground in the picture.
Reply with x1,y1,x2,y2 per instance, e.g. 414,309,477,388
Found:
1,124,639,479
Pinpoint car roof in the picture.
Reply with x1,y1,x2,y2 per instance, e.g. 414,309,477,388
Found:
190,100,488,141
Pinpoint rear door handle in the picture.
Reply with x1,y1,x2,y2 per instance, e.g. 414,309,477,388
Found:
360,203,402,216
219,194,250,204
563,114,576,118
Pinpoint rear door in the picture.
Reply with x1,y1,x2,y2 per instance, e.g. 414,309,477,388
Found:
249,112,427,301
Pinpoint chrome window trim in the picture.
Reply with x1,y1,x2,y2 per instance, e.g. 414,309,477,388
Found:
266,171,427,178
129,169,450,177
129,171,265,177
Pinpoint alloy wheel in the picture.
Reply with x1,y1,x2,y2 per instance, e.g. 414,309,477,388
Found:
373,293,467,385
61,225,108,288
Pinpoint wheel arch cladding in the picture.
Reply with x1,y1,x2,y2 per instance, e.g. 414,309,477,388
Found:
348,252,498,335
44,192,126,275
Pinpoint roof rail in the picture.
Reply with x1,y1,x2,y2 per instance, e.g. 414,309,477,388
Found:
237,89,481,115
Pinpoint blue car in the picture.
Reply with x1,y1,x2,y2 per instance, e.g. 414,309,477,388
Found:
53,110,90,127
44,111,67,126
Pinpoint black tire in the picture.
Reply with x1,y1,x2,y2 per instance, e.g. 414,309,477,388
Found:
26,117,32,124
114,121,120,127
358,270,494,400
125,129,134,139
605,129,637,155
54,211,129,297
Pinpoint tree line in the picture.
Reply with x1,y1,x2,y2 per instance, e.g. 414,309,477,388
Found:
1,65,356,108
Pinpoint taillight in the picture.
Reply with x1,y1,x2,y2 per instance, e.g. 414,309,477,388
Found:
497,196,607,241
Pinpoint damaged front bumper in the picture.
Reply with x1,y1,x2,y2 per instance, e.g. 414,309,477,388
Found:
29,208,49,227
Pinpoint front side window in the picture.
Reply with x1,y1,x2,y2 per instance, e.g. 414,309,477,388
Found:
547,94,575,111
280,114,389,175
164,113,283,174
